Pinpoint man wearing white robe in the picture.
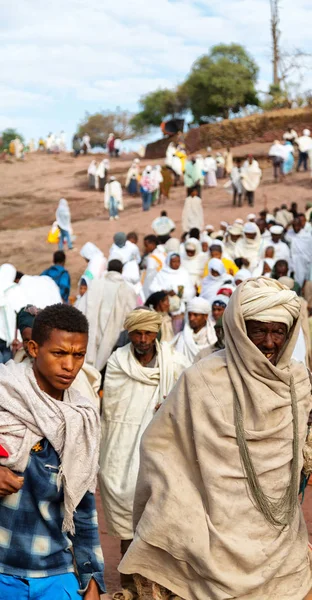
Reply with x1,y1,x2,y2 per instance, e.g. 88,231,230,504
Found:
76,260,137,371
173,297,217,363
182,189,204,233
98,308,189,596
288,218,312,287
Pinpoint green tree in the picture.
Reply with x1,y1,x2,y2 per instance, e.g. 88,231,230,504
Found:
0,128,24,150
184,43,259,121
77,108,138,147
131,87,188,133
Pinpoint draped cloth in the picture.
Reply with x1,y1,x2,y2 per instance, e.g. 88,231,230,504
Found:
173,321,217,363
77,272,137,371
181,196,204,233
119,279,312,600
98,341,189,539
0,361,100,535
56,198,71,231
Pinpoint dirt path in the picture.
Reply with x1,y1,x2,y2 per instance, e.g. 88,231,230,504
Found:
1,151,312,291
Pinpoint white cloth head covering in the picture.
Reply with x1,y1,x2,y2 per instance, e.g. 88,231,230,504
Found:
206,224,214,232
56,198,71,231
234,268,251,283
187,297,211,315
240,278,300,331
80,242,103,261
212,294,229,307
247,213,256,221
234,218,244,225
270,225,284,235
303,129,311,136
209,258,226,276
278,276,295,290
228,225,242,236
185,238,200,254
243,222,258,234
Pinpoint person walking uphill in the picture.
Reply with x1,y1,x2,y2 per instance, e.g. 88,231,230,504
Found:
98,308,189,600
119,278,312,600
56,198,73,250
0,304,105,599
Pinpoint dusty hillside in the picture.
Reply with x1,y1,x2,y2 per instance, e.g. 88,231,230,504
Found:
146,107,312,158
0,148,311,291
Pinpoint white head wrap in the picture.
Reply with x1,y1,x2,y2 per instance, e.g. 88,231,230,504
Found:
165,238,180,254
234,268,251,283
303,129,311,136
240,278,300,331
243,222,258,234
270,225,284,235
209,258,226,276
234,218,244,225
206,224,214,232
80,242,103,261
187,297,211,315
247,213,256,221
212,294,230,307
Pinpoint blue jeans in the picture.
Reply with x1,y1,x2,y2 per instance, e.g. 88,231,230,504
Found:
0,573,80,599
109,196,119,218
141,190,152,211
59,228,73,250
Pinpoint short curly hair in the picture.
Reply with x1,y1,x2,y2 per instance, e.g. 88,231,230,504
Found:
32,304,88,346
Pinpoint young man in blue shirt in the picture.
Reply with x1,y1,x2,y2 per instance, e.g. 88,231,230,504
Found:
0,304,105,599
41,251,71,302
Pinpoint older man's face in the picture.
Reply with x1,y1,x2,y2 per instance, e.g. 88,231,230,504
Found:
246,320,288,365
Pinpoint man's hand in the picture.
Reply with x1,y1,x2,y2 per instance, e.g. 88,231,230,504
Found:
84,578,101,600
0,466,24,497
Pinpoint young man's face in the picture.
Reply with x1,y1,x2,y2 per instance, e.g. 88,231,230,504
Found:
188,312,208,333
28,329,88,399
129,330,157,355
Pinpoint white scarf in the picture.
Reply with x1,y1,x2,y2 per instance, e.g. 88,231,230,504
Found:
0,361,100,534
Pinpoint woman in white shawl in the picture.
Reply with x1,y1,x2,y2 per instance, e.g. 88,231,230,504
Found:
204,151,217,187
182,190,204,233
181,238,207,288
241,156,262,206
56,198,73,250
234,222,261,271
149,253,195,333
96,158,110,191
200,258,230,303
79,242,107,283
87,160,97,188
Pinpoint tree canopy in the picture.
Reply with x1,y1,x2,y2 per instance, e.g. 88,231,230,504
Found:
184,44,259,121
0,128,24,150
130,87,189,134
77,108,138,147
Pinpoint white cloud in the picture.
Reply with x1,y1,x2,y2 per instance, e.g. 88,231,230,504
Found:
0,0,311,141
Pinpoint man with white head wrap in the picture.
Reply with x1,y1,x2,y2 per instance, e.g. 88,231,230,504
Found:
263,224,290,262
119,278,312,600
98,308,189,598
172,297,217,363
234,222,261,271
234,267,252,285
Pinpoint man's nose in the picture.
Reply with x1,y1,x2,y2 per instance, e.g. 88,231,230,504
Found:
61,355,74,371
263,333,274,349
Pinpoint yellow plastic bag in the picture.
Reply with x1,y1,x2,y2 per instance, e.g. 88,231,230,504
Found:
47,223,60,244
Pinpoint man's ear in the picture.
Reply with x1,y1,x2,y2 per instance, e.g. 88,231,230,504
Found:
28,340,39,359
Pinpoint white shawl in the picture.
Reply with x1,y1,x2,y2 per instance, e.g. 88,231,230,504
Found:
98,341,189,538
173,322,217,363
0,361,100,534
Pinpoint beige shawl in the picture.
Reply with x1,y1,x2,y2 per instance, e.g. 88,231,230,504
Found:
79,271,137,371
119,281,312,599
0,360,100,534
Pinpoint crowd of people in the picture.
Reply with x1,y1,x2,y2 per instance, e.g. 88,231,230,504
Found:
1,124,312,600
268,128,312,181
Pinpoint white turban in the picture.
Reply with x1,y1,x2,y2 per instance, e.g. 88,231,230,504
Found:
240,278,301,331
247,213,256,221
243,222,258,234
212,294,229,307
270,225,284,235
124,308,162,333
234,268,251,283
303,129,311,136
209,258,226,276
188,297,211,315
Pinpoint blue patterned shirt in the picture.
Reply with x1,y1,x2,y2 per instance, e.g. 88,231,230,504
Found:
0,439,105,594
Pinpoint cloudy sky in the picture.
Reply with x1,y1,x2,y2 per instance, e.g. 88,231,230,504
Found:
1,0,311,146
